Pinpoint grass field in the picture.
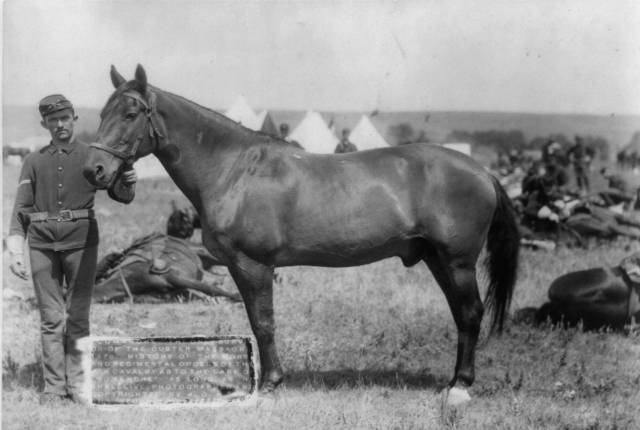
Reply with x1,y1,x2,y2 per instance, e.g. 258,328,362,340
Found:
2,163,640,429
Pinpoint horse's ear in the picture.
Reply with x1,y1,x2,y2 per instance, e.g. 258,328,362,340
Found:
110,65,126,88
134,64,148,93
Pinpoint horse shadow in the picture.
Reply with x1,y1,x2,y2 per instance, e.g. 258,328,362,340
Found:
283,369,448,390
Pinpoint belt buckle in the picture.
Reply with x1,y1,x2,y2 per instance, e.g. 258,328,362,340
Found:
58,210,74,222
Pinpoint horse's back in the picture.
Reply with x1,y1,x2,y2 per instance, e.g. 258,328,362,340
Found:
216,142,498,266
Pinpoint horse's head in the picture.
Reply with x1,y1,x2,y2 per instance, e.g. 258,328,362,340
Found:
83,64,165,189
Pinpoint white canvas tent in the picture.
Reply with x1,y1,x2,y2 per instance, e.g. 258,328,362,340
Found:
348,115,389,151
442,142,472,156
289,111,338,153
225,96,280,136
225,96,262,130
255,110,279,136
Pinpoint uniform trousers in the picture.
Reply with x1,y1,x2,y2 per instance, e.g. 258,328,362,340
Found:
29,245,97,396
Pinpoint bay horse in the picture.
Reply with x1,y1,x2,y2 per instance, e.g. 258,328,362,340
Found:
83,65,520,402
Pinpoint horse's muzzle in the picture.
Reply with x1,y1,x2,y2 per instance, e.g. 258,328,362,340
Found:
82,162,110,189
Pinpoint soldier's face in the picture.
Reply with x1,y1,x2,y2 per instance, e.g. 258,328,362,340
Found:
41,109,77,142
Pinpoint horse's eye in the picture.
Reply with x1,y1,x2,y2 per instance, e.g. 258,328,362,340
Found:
125,112,138,120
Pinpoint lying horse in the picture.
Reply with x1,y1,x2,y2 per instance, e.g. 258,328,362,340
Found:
94,206,241,303
516,253,640,330
83,65,520,402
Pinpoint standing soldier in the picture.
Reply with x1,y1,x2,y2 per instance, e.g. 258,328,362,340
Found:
6,94,138,404
567,136,592,195
541,139,562,167
334,128,358,154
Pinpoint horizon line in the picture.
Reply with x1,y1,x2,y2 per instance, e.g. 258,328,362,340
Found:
4,104,640,118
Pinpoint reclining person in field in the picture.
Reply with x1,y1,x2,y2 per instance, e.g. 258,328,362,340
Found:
93,205,242,303
515,163,584,248
597,167,636,210
516,162,640,246
562,201,640,240
515,253,640,330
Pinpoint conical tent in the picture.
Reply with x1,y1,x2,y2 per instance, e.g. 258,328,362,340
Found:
348,115,389,150
289,111,338,153
442,143,472,156
225,96,262,130
256,110,279,137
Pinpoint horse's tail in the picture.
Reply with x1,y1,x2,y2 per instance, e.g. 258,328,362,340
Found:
484,175,520,333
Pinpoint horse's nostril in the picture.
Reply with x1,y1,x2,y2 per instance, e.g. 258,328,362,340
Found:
95,164,104,176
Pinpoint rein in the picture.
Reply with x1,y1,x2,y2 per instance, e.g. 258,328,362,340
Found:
90,90,165,165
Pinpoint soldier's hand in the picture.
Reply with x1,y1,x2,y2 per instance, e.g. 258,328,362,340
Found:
9,253,28,280
121,168,138,185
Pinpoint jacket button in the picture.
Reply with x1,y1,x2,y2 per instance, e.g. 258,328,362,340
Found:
58,166,63,171
57,201,62,206
58,184,63,188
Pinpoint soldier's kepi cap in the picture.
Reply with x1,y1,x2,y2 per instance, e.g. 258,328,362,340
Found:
38,94,74,117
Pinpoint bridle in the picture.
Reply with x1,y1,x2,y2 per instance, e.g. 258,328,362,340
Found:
90,90,165,165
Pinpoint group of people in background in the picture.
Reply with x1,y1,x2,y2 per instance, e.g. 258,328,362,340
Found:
498,135,597,196
495,135,640,246
617,148,640,171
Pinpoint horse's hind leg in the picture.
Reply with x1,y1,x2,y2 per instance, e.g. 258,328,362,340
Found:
227,253,283,391
423,248,483,389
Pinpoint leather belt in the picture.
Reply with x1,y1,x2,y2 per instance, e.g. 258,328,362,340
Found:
29,209,95,222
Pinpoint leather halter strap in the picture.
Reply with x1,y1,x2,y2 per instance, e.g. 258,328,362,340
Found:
90,90,164,165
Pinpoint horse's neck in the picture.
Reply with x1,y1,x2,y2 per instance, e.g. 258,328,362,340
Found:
157,91,243,151
151,91,250,210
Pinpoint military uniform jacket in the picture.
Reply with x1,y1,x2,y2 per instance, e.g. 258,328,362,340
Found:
9,139,134,251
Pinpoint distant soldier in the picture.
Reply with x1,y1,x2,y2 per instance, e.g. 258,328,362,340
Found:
279,123,302,149
541,139,562,166
617,149,629,170
599,167,634,208
601,167,629,193
334,129,358,154
279,123,291,140
566,136,592,195
496,150,512,175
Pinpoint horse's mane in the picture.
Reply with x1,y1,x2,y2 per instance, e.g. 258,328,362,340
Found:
153,85,303,150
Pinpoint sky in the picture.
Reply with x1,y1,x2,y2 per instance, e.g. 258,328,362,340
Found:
3,0,640,115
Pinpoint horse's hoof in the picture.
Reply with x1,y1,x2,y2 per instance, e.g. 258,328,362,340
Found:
260,381,278,393
260,371,284,393
440,385,471,408
444,386,471,407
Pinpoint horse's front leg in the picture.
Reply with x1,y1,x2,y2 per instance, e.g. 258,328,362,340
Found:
227,252,283,391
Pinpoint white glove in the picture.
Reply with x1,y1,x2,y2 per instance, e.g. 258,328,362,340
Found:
7,235,28,280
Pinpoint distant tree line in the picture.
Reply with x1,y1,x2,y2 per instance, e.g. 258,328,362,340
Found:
385,122,611,161
445,129,527,153
386,123,427,145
